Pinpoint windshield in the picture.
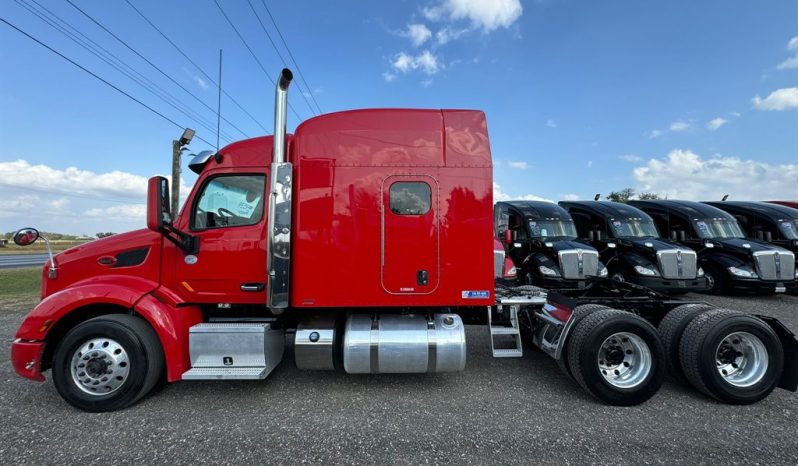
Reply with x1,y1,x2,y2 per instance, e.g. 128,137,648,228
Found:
527,220,578,239
693,219,745,239
609,219,659,238
778,220,798,240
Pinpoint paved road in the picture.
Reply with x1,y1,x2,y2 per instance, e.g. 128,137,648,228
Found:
0,254,49,269
1,293,797,465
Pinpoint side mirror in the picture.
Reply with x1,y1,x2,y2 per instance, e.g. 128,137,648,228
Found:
147,176,172,231
503,229,512,244
755,230,764,241
678,230,686,242
13,228,39,246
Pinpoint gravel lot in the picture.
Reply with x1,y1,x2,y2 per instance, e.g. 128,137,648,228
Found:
1,293,797,465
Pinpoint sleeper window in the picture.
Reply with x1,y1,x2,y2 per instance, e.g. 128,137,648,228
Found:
390,182,431,215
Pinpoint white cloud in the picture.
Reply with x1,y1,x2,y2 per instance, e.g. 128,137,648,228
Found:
648,129,663,139
493,182,552,203
730,111,741,118
405,24,432,47
545,119,557,128
752,87,798,111
587,160,593,168
788,36,798,51
669,121,690,132
435,26,468,44
392,50,441,75
619,154,642,163
706,117,729,131
562,193,580,201
507,161,529,170
424,0,523,32
196,77,209,91
85,204,146,221
777,55,798,70
382,72,396,82
633,149,798,200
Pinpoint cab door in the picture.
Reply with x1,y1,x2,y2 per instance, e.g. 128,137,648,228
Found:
171,171,269,304
381,175,439,294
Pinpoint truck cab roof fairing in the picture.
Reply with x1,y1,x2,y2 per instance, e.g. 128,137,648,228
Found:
629,200,738,222
558,201,654,222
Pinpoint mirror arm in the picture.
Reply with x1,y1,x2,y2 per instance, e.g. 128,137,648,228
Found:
40,235,57,279
161,224,199,255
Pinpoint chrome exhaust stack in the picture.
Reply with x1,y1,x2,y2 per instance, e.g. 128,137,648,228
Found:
266,69,293,310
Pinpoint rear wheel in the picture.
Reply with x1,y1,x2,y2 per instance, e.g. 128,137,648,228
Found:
52,314,164,412
658,303,715,381
567,309,665,406
679,309,783,404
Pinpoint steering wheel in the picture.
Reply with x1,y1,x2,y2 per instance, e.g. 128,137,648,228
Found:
217,207,235,217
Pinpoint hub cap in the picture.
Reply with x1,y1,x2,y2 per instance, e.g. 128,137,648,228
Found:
715,332,768,388
598,332,652,389
70,338,130,396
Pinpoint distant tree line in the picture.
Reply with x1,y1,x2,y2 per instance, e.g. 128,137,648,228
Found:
2,231,115,240
605,188,661,203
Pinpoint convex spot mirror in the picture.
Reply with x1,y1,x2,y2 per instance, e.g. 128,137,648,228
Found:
13,228,40,246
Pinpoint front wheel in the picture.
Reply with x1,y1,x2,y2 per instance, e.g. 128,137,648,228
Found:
702,265,730,295
567,309,666,406
52,314,164,412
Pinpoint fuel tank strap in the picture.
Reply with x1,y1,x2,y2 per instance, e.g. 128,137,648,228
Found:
369,315,380,373
427,318,437,372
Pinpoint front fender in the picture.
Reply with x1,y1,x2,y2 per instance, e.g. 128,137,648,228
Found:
615,252,656,270
14,276,159,341
701,252,749,269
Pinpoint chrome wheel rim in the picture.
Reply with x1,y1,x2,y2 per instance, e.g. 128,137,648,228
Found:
598,332,652,389
705,273,715,290
611,273,625,283
715,332,768,388
70,338,130,396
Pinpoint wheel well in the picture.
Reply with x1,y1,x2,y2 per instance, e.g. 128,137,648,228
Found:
41,304,130,371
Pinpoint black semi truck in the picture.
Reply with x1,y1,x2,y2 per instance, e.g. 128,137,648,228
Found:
558,201,707,294
494,201,606,287
629,200,797,295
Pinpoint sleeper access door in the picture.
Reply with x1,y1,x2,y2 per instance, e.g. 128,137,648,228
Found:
381,175,439,294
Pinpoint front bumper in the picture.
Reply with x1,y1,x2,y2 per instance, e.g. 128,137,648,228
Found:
729,277,797,294
535,275,596,289
11,339,46,382
629,276,709,293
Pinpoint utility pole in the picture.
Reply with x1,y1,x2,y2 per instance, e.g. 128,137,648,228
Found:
172,128,195,217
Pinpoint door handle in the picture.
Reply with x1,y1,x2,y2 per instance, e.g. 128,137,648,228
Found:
240,283,265,292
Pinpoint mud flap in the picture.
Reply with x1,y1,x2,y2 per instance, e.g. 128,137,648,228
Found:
757,315,798,391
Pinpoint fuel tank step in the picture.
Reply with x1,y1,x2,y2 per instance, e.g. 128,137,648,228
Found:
181,323,285,381
488,300,525,358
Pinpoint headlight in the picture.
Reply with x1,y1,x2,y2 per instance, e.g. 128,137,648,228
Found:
506,266,517,278
794,269,798,279
728,266,758,278
697,267,705,277
539,265,560,276
634,265,658,276
599,267,608,277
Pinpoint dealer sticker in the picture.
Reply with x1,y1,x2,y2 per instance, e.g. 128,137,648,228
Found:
462,290,490,299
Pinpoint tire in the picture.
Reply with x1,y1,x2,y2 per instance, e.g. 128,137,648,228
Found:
610,272,626,283
703,265,730,295
567,309,666,406
658,303,715,381
679,309,784,404
52,314,165,412
556,304,611,379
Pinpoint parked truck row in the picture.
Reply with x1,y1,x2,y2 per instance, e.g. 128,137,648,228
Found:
495,199,798,296
10,69,798,412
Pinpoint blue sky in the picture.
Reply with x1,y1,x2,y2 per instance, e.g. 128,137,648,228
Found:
1,0,797,235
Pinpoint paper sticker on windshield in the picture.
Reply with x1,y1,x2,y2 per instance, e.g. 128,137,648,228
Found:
696,221,709,233
529,222,540,236
462,290,490,299
612,220,624,234
782,221,794,232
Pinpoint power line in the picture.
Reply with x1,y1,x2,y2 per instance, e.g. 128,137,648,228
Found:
122,0,271,134
16,0,234,144
64,0,249,140
246,0,317,116
0,16,215,146
213,0,303,122
261,0,322,114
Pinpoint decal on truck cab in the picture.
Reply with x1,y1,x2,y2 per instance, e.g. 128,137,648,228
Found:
462,290,490,299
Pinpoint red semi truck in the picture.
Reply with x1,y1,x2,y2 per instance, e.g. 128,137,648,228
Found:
10,70,798,411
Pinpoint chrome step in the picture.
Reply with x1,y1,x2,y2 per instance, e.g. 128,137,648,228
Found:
182,367,268,380
181,322,285,381
488,304,523,358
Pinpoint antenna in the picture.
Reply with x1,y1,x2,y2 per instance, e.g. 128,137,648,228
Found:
216,49,222,152
594,194,601,201
721,194,729,201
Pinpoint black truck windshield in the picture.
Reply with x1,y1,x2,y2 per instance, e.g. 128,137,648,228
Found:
609,219,659,238
778,219,798,240
693,219,745,239
528,220,578,239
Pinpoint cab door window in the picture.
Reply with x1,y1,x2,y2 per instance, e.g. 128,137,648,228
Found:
192,175,266,230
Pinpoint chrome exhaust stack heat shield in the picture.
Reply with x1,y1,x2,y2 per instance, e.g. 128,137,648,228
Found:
267,69,293,310
343,314,467,373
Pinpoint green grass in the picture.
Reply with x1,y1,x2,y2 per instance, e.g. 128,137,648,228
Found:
0,267,41,298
